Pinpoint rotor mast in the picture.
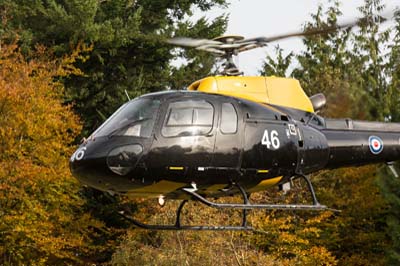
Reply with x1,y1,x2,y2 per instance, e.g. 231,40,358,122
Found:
213,35,244,76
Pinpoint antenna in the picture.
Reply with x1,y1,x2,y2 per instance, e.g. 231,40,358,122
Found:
124,90,131,101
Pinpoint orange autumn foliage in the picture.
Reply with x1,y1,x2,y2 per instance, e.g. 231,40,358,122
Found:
0,44,102,265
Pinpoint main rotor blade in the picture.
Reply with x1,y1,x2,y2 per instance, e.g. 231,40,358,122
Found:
240,12,390,44
167,37,222,48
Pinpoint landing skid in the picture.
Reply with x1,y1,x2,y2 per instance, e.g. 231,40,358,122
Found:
119,175,333,231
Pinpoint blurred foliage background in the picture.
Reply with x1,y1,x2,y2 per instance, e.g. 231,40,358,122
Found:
1,0,400,265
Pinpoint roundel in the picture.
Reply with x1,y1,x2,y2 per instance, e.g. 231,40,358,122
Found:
368,136,383,155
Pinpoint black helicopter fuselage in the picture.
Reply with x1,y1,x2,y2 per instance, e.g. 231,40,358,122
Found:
70,90,400,199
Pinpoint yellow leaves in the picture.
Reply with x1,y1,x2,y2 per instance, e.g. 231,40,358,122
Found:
0,43,104,265
60,41,93,77
301,246,338,266
301,226,321,237
310,165,390,265
0,44,82,164
241,183,344,264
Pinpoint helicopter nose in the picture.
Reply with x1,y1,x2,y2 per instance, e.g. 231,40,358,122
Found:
69,146,101,184
69,143,144,191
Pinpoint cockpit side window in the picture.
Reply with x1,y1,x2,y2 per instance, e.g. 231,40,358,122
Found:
220,103,238,134
162,100,214,137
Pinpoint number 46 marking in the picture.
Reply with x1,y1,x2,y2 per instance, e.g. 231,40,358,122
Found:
262,130,280,149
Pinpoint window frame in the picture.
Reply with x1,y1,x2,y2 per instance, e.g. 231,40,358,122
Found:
220,102,238,135
161,100,215,137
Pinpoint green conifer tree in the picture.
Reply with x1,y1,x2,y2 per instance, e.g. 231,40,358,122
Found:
0,0,228,135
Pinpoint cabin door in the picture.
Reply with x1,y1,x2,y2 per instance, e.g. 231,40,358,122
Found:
211,102,243,181
146,99,216,180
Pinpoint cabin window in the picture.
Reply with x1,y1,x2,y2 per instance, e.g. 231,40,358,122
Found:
220,103,238,134
162,100,214,137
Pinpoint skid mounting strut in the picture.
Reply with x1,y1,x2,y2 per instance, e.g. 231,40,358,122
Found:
119,175,331,231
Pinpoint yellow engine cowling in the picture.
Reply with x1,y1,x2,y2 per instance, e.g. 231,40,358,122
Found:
187,76,314,113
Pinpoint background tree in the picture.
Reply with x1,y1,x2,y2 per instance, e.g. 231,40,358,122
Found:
168,16,228,90
260,45,293,77
352,0,391,120
386,9,400,121
377,7,400,265
0,0,228,136
0,43,115,265
292,1,363,118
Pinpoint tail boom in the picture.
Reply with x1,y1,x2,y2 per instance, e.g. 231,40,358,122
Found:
322,119,400,169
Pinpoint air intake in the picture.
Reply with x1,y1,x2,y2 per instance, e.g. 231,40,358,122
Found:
309,93,326,112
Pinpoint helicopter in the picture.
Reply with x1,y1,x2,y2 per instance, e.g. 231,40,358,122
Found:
69,15,400,231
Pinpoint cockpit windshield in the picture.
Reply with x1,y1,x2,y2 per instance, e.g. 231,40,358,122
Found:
92,98,160,138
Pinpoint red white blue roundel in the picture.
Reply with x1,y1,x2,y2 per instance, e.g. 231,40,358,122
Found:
369,136,383,155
